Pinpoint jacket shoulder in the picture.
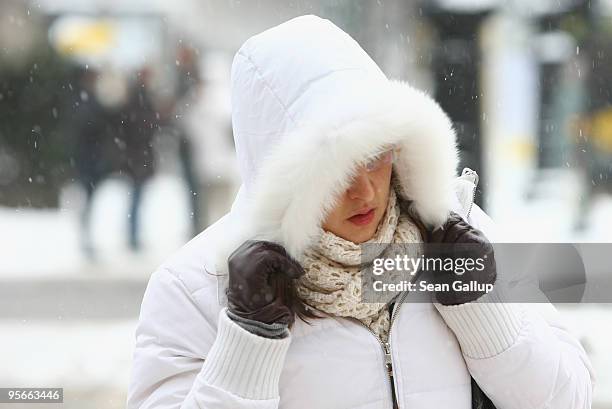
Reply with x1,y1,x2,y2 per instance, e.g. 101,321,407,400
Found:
156,214,232,299
128,221,231,409
133,216,233,356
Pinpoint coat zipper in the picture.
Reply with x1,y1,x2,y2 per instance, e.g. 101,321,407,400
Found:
306,166,478,406
461,168,479,220
349,290,410,409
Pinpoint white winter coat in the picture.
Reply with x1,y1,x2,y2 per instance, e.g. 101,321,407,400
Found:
127,15,594,409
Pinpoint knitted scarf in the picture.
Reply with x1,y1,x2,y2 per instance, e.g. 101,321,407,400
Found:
295,187,424,343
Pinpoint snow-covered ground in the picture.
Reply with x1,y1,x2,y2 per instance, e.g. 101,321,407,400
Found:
491,168,612,243
0,319,137,409
559,304,612,408
0,174,191,279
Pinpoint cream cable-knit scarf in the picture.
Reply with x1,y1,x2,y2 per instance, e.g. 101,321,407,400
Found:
296,186,424,343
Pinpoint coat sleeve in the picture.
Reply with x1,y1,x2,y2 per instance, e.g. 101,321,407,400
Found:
127,268,291,409
434,204,595,409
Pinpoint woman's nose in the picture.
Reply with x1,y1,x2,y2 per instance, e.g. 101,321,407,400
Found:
347,169,376,202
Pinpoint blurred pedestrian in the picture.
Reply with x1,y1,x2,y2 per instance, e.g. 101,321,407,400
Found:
71,66,120,259
119,67,159,251
165,42,206,236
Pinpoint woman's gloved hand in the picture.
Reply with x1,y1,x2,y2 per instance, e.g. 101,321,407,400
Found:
226,240,305,327
426,212,497,305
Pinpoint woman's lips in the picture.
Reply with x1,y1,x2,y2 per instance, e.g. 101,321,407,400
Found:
347,208,375,226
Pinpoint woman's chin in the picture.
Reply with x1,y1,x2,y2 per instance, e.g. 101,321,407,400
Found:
341,224,378,244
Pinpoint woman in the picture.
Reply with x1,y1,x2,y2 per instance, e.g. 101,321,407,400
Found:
127,15,594,409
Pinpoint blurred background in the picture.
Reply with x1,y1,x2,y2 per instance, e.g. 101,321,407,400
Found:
0,0,610,407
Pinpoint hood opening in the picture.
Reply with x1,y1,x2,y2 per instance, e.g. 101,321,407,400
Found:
217,14,460,273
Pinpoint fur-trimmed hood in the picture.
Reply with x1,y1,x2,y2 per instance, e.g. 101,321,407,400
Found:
221,14,460,266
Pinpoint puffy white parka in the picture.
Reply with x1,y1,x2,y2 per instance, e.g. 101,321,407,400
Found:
127,15,594,409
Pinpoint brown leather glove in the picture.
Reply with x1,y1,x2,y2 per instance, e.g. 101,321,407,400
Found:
226,240,305,327
426,211,496,305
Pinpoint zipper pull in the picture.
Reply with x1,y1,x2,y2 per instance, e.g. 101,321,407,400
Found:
459,167,479,219
461,167,479,186
383,342,393,374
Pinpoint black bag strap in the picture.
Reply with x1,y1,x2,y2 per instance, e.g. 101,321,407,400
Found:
471,377,496,409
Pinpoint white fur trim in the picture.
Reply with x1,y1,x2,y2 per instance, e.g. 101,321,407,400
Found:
233,79,459,261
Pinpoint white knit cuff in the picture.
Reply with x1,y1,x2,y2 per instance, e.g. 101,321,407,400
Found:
435,288,525,359
200,308,292,400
